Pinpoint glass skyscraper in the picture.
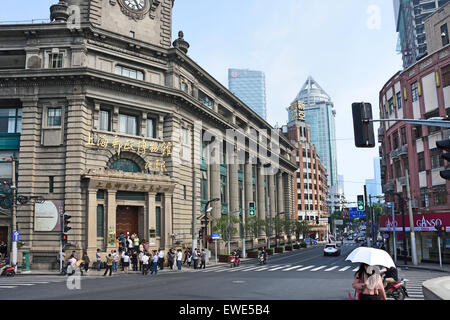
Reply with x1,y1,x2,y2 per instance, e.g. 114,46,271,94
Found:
293,76,338,191
228,68,267,120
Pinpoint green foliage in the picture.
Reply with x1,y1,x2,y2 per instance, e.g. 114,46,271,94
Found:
294,219,310,240
244,216,265,239
213,214,240,242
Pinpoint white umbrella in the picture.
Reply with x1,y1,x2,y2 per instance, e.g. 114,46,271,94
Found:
345,247,395,268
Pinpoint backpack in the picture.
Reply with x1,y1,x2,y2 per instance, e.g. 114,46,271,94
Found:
386,267,398,281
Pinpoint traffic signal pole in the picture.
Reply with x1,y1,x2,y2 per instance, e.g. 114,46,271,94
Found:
405,169,418,265
11,157,17,273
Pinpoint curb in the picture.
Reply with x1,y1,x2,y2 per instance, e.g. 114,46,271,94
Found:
397,265,450,273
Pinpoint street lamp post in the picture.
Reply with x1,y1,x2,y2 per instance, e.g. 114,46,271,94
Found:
203,198,220,249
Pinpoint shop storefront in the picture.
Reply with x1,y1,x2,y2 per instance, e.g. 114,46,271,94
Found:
380,213,450,264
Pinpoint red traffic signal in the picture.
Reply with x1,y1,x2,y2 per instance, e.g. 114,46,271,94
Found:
437,139,450,180
435,224,446,236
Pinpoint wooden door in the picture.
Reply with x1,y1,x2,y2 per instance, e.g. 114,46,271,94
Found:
116,206,139,237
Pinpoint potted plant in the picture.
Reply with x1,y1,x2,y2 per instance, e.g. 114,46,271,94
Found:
218,254,233,263
247,249,259,259
266,248,274,256
285,244,293,251
275,246,284,253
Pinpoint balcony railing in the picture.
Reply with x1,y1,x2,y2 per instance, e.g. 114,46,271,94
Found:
382,181,394,193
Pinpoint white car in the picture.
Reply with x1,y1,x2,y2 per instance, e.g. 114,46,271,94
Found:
323,244,341,256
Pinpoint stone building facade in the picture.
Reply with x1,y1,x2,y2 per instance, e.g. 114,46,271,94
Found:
0,0,297,269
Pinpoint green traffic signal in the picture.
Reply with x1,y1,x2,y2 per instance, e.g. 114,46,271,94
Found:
249,202,255,216
357,195,364,211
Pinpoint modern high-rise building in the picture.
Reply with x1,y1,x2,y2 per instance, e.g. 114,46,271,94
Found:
228,68,267,120
394,0,450,69
365,157,383,203
293,76,341,213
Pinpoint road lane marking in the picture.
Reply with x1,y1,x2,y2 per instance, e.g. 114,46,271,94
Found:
324,266,339,271
0,286,17,289
268,265,289,271
297,265,315,271
241,267,261,272
254,267,271,272
352,267,359,272
0,283,35,286
283,265,303,271
311,266,327,272
338,266,351,271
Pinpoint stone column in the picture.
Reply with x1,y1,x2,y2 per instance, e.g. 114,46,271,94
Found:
229,152,240,240
106,190,117,252
147,192,156,244
210,152,221,221
87,189,98,257
257,164,266,238
268,173,276,237
163,193,173,249
277,172,285,214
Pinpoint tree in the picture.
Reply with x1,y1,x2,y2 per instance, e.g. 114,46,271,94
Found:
213,214,240,244
245,216,265,240
294,219,310,240
283,215,294,244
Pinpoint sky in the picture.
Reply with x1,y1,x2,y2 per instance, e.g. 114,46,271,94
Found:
2,0,404,205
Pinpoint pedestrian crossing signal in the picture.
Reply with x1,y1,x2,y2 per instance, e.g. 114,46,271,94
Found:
249,202,255,216
61,233,68,246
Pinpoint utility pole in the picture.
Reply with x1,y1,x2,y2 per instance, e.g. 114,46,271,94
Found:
405,169,418,265
11,156,17,273
390,202,397,264
364,185,369,245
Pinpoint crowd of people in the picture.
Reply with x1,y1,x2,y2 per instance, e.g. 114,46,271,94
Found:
59,232,212,276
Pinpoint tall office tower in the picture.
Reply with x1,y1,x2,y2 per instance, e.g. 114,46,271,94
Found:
365,158,383,204
228,69,267,120
293,76,338,189
394,0,450,69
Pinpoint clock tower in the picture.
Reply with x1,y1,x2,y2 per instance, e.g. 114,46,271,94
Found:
52,0,175,48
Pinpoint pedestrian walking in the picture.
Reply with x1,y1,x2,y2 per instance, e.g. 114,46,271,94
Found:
352,263,386,300
121,249,126,271
176,249,182,271
134,235,140,252
67,255,77,275
82,252,90,273
96,249,102,271
58,250,66,272
158,249,164,270
192,248,199,269
151,250,159,275
183,248,190,265
127,236,134,253
103,254,113,276
199,249,206,269
139,251,144,272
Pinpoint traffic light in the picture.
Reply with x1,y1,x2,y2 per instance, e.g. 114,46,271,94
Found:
436,139,450,180
63,215,72,233
357,195,365,211
249,202,255,216
199,227,203,239
352,102,375,148
316,216,319,225
435,224,446,237
61,233,68,246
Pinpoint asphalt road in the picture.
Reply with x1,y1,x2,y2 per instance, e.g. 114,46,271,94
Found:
0,242,446,300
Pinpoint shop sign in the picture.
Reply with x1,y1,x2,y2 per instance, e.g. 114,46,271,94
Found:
108,226,116,246
379,213,450,232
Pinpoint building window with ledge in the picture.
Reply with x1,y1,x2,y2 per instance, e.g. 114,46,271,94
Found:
433,185,447,206
411,82,419,102
47,108,62,127
418,152,425,172
430,148,444,169
420,188,429,208
97,205,104,237
198,90,214,109
115,65,144,81
396,92,402,109
441,24,449,47
400,127,406,145
147,118,156,139
156,207,161,237
181,81,188,93
49,52,63,69
99,110,110,131
0,108,22,133
119,113,138,136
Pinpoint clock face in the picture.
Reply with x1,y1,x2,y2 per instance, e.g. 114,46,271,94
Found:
123,0,147,12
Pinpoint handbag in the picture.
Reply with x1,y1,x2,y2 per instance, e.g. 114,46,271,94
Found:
348,289,359,300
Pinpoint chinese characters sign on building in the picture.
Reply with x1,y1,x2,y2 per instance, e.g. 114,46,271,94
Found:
86,133,173,173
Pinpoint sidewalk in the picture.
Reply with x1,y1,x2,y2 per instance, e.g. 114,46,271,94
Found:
396,261,450,273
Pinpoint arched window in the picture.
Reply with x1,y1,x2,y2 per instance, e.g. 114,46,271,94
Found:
109,159,140,173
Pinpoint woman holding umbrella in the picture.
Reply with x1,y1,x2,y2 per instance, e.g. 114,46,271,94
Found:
352,263,387,300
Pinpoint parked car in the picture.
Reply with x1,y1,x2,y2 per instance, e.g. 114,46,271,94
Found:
323,244,341,256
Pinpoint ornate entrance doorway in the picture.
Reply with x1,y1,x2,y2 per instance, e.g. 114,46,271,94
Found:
116,206,139,237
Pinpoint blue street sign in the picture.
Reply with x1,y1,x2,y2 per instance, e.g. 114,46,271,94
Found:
212,233,220,240
13,230,19,242
349,207,366,219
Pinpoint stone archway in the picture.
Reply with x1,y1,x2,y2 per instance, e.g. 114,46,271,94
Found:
106,151,146,173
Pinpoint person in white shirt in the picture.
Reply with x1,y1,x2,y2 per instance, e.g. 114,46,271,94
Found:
67,255,77,275
122,252,130,273
139,251,145,272
141,253,150,275
158,249,164,270
151,250,159,275
176,249,183,271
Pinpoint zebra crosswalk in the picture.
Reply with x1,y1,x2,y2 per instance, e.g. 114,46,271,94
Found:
194,263,360,274
0,275,105,291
